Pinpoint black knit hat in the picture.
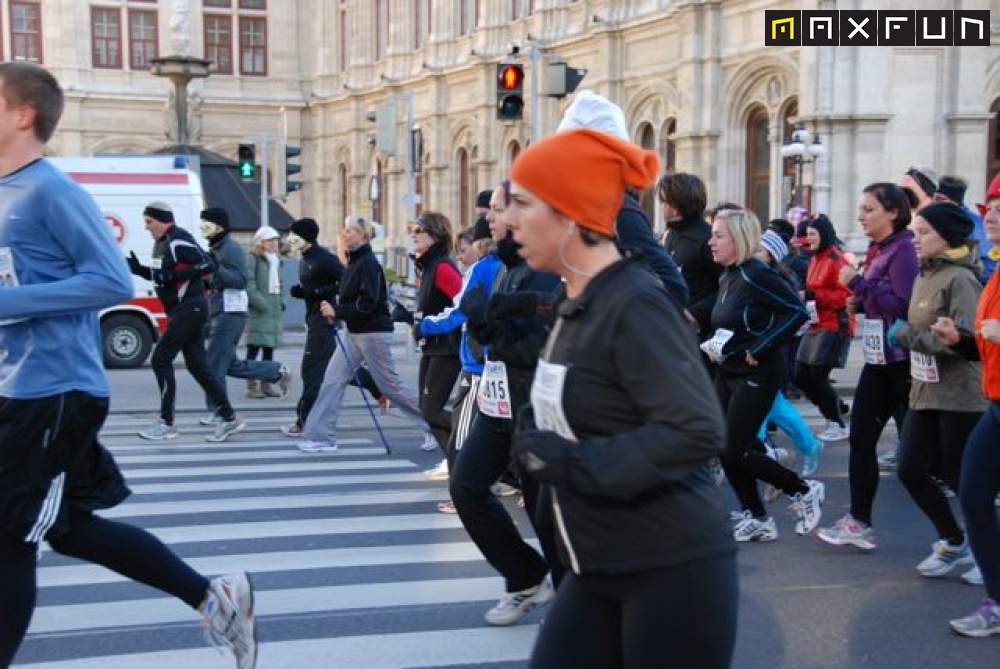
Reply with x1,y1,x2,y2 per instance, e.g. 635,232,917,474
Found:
472,215,491,241
290,217,319,244
476,190,493,209
143,202,174,223
919,202,974,248
200,207,230,232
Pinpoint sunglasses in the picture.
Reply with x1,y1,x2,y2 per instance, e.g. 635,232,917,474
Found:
410,225,427,235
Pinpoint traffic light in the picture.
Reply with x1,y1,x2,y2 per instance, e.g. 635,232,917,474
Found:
496,63,524,121
545,62,588,99
284,145,302,193
237,142,256,180
365,99,398,155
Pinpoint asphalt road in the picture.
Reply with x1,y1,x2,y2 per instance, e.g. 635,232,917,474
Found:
11,331,999,668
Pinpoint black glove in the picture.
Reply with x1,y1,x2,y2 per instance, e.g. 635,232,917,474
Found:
411,321,424,342
459,284,488,324
126,251,144,275
151,268,176,285
289,284,305,299
512,430,575,484
392,301,415,324
487,292,540,322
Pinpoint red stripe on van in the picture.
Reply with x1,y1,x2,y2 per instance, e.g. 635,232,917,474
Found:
69,173,190,185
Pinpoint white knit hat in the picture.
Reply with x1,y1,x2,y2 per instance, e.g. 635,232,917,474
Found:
759,230,788,264
253,226,280,242
556,90,630,142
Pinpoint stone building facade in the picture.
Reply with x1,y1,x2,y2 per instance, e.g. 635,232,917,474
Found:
5,0,999,271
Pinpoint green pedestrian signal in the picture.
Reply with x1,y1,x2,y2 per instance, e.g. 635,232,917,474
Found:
238,143,256,181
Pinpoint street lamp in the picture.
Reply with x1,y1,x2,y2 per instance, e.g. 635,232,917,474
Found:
780,123,825,208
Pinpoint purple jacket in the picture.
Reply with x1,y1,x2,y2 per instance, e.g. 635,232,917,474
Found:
848,229,919,364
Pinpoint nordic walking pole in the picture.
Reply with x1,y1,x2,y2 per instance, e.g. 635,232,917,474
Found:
329,322,393,455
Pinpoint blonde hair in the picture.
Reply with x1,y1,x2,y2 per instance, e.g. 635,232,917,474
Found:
714,208,761,265
344,213,375,241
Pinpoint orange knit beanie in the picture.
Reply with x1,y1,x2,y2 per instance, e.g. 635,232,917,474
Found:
510,128,660,237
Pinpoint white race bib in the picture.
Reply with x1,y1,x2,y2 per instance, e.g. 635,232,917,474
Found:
223,288,249,313
530,359,576,441
700,328,735,360
478,360,512,419
861,318,886,365
149,257,163,270
0,247,28,326
910,351,940,383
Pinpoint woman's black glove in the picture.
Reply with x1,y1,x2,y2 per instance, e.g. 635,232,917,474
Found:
512,430,575,484
392,301,415,324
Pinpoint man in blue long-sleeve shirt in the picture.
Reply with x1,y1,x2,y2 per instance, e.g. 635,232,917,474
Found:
0,62,256,668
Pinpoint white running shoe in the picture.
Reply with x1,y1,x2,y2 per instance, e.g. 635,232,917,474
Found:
950,598,1000,638
483,579,555,626
816,514,877,551
423,459,450,480
962,565,984,586
791,479,824,535
817,422,849,442
138,419,179,441
420,431,439,452
298,440,338,453
732,512,778,542
917,539,974,578
207,417,246,443
201,572,257,669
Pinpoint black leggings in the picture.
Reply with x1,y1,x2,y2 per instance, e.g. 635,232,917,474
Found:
417,355,462,452
847,362,911,526
898,409,982,543
794,362,844,426
530,553,738,669
960,402,1000,601
152,299,233,424
717,364,809,518
0,511,207,667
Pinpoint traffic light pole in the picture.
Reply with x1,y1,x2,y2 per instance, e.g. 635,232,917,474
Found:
530,46,540,144
259,136,269,229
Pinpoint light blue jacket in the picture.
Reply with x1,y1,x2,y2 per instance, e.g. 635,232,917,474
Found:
0,159,132,398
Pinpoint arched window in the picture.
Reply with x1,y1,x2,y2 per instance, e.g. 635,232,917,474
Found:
745,105,771,223
660,118,676,175
506,141,521,173
989,97,1000,184
373,159,384,226
458,148,470,229
638,122,656,225
780,99,798,212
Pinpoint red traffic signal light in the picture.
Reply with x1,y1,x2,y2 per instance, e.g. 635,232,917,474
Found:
496,64,524,121
498,64,524,91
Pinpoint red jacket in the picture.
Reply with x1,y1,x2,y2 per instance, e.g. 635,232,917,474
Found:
806,246,853,335
977,270,1000,400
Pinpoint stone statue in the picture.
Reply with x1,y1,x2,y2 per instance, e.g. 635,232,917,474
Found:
164,89,178,142
170,0,191,56
188,92,203,144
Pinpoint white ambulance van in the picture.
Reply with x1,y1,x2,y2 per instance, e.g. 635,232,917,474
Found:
49,155,205,369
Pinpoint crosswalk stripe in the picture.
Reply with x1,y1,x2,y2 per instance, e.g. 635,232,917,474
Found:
126,472,431,494
101,489,446,518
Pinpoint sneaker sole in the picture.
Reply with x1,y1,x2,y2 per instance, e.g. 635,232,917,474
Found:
950,623,1000,638
918,555,974,578
815,533,876,551
137,431,178,441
